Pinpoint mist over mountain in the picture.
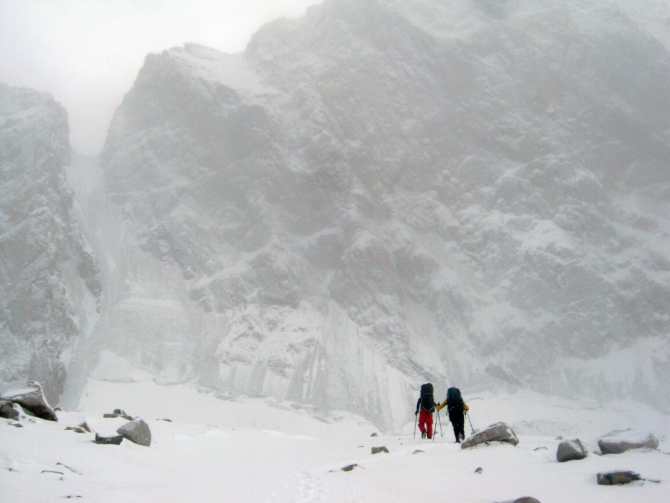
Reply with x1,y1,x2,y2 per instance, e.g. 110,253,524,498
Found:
2,0,670,431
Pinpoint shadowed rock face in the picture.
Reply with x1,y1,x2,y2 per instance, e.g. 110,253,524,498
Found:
0,85,102,406
89,0,670,430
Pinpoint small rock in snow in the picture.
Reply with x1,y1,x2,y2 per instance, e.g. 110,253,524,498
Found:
94,433,124,445
556,439,587,462
103,413,119,419
8,421,23,428
117,418,151,446
78,421,91,433
555,436,563,440
341,464,358,472
475,467,483,474
371,446,389,454
496,498,541,503
412,449,424,454
370,432,378,437
598,429,659,455
533,447,547,451
597,471,642,485
65,426,86,434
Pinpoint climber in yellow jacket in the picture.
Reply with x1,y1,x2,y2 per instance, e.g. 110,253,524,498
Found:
436,387,469,443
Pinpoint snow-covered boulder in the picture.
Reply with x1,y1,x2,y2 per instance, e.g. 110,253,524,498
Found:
0,382,57,421
117,419,152,446
598,429,659,454
461,422,519,449
556,439,587,462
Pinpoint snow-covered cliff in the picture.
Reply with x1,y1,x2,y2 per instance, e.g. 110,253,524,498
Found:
0,84,101,404
92,0,670,431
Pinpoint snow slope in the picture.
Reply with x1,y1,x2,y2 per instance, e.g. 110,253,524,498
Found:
1,379,669,502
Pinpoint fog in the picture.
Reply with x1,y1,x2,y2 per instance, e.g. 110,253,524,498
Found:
0,0,322,155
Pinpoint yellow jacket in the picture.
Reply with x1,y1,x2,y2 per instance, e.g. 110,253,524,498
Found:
436,399,469,412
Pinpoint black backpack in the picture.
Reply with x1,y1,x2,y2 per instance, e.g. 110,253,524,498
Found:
446,387,464,414
420,383,435,411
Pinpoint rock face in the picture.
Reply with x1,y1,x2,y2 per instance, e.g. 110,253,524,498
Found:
598,429,659,454
556,439,587,462
0,381,57,421
461,422,519,449
117,419,152,446
87,0,670,432
597,471,642,485
0,84,101,406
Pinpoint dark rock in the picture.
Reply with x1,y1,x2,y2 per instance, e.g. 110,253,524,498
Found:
475,467,483,474
598,429,659,454
103,413,119,418
412,449,424,454
65,426,86,434
78,422,91,433
114,409,135,421
371,446,389,454
0,382,57,421
94,433,123,445
461,422,519,449
117,419,151,446
370,432,378,437
597,471,642,485
534,447,547,451
556,439,587,462
0,400,21,420
341,464,358,472
9,421,23,428
496,498,541,503
157,418,172,422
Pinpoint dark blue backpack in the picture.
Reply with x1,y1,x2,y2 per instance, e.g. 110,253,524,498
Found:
446,387,464,414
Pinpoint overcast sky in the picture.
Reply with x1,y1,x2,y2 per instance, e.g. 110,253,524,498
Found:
0,0,322,155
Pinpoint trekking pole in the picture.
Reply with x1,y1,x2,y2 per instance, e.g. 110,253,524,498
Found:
466,410,475,435
437,409,444,437
413,411,418,439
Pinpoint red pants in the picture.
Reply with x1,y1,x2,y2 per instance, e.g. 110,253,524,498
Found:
418,408,433,438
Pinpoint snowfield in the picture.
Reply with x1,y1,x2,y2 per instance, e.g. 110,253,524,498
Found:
2,379,669,502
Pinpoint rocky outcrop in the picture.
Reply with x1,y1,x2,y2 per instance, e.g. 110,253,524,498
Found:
0,400,21,420
556,439,587,462
598,430,659,454
117,419,151,446
461,423,519,449
1,381,57,421
0,84,102,406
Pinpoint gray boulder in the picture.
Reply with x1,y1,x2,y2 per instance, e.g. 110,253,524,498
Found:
0,381,57,421
371,446,389,454
461,422,519,449
0,400,21,420
117,419,151,446
556,439,587,462
597,471,642,485
598,429,659,454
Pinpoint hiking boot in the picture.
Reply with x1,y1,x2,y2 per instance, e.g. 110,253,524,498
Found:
421,431,427,439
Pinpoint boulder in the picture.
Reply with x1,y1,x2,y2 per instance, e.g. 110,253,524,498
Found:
95,433,124,445
598,429,658,454
371,446,389,454
0,381,57,421
117,419,151,446
0,400,21,420
597,471,642,485
556,439,587,462
461,422,519,449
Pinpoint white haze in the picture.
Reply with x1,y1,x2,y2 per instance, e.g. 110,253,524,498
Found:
0,0,322,155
